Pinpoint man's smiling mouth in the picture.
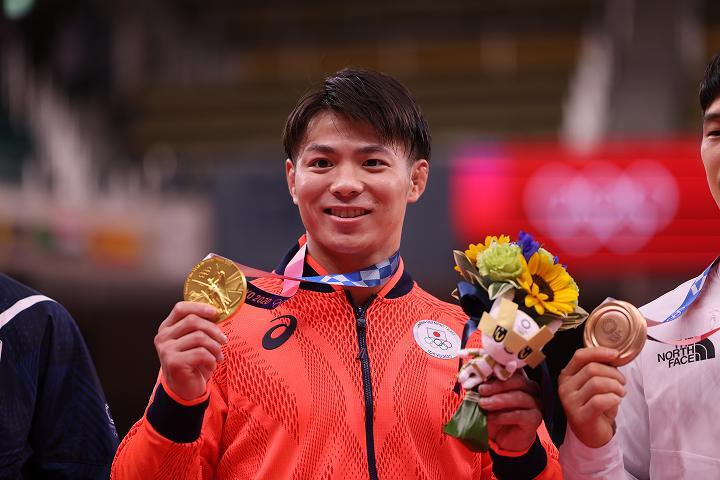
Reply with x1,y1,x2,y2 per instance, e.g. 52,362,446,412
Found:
324,208,371,218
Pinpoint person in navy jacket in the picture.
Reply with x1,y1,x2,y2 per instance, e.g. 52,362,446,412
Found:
0,273,118,478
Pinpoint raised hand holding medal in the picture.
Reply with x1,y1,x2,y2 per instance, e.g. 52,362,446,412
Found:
557,300,646,448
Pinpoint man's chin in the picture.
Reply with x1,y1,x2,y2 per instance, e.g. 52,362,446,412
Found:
326,239,373,257
314,236,378,260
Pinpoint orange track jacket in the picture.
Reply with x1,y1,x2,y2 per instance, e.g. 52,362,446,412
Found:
112,241,562,480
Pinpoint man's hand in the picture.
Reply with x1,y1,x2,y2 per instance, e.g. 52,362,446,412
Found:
558,347,626,448
477,371,543,453
154,301,228,401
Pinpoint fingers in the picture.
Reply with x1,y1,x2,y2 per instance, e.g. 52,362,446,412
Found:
570,360,626,388
576,375,626,403
558,356,626,415
171,331,225,363
584,392,623,416
478,389,540,412
561,377,624,420
160,301,218,329
474,372,541,424
167,347,219,380
487,408,543,427
561,347,620,378
155,305,229,370
160,314,228,346
606,404,619,419
476,372,540,398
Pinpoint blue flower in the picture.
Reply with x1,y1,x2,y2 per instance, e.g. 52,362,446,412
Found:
518,231,540,261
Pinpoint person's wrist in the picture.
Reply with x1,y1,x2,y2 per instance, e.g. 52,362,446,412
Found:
489,435,547,480
570,419,616,448
162,378,210,406
488,437,533,457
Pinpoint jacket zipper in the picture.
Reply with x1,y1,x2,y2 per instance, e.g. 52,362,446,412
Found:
350,293,379,480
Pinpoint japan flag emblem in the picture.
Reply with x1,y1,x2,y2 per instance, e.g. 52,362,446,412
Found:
413,320,460,360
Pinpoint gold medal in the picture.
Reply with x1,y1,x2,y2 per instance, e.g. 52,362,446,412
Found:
583,300,647,366
184,257,247,323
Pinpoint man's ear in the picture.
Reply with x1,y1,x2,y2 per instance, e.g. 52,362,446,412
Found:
285,159,298,205
407,159,429,204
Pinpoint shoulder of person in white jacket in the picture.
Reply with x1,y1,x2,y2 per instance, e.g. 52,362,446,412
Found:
560,263,720,479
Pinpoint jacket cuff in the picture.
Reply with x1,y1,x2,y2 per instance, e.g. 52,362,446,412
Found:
558,426,624,477
489,435,547,480
146,384,209,443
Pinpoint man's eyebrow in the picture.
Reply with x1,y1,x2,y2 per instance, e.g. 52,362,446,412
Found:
305,144,336,154
703,111,720,123
304,144,393,155
355,145,392,155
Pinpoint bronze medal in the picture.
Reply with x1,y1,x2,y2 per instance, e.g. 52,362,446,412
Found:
184,256,247,323
583,300,647,366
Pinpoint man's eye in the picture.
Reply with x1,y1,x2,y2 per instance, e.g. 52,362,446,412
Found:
364,159,385,167
709,130,720,137
312,159,331,168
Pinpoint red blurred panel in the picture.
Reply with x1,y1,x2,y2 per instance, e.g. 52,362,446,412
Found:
450,140,719,275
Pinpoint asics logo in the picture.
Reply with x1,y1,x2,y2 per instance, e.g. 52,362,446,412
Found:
262,315,297,350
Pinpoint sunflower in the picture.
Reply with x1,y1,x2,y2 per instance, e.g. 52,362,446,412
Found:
455,235,511,273
517,250,578,316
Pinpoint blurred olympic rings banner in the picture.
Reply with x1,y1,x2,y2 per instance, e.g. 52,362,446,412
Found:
450,140,719,274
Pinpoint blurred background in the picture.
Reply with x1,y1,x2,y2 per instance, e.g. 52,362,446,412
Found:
1,0,719,437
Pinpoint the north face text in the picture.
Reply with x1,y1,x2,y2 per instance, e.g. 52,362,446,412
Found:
657,338,716,368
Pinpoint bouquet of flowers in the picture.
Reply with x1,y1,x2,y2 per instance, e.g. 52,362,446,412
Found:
443,231,587,452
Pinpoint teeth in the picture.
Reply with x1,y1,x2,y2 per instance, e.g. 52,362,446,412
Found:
329,208,367,218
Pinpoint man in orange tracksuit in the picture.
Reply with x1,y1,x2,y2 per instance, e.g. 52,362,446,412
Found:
112,68,562,479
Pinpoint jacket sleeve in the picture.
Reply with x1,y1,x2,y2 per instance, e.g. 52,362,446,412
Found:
481,421,563,479
616,355,651,477
111,365,228,480
558,357,648,480
28,303,120,478
558,428,628,479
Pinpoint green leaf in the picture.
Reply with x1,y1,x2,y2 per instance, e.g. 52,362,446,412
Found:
535,305,589,330
487,281,515,300
443,399,489,452
454,250,481,283
557,306,589,330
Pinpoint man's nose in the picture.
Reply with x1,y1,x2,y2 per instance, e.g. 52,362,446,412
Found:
329,164,364,197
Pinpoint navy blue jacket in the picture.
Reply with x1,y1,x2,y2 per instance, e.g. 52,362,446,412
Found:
0,274,118,479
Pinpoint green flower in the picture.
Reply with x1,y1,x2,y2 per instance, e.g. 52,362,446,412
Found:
476,243,524,282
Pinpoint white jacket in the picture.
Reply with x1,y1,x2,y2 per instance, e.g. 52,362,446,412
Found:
560,262,720,479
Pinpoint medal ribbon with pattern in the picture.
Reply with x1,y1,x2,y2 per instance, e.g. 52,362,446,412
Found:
646,256,720,346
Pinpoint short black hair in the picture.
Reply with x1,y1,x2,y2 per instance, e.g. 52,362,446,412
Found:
283,68,431,163
700,53,720,113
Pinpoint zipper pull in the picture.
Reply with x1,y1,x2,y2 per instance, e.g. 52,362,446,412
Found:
356,315,368,360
